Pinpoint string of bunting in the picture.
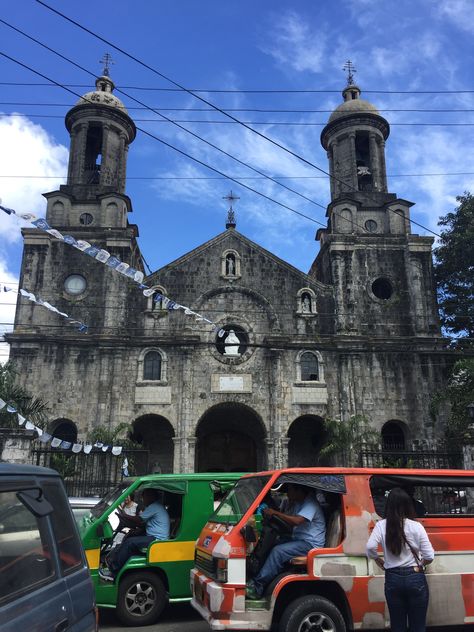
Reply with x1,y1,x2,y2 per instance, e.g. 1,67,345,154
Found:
0,202,226,337
0,396,124,455
1,283,88,333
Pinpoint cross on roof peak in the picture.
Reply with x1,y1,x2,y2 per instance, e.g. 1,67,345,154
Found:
223,190,239,228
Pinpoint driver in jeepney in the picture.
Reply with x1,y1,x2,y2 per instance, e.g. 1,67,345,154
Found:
246,483,326,600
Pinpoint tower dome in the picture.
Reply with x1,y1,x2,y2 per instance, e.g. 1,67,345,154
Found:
75,75,128,113
328,84,380,123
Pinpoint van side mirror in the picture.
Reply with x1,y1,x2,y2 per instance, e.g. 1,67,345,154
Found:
17,488,53,517
240,524,257,543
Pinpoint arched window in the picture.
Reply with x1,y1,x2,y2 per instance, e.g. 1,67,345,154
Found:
144,351,162,381
300,352,319,381
381,421,406,451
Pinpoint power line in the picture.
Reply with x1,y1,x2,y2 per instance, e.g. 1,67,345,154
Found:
1,173,473,181
3,101,474,114
32,2,444,239
2,80,474,94
0,49,330,229
4,112,474,127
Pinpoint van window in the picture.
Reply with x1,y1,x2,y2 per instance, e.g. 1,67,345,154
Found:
370,475,474,517
43,482,83,574
0,490,55,604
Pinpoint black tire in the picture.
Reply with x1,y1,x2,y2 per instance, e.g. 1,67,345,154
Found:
278,595,346,632
117,571,167,626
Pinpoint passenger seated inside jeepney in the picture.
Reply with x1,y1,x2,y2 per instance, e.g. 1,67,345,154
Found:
246,483,326,600
99,488,170,582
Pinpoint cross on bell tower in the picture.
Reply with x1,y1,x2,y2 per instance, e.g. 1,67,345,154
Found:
342,60,357,86
100,52,115,77
223,190,239,229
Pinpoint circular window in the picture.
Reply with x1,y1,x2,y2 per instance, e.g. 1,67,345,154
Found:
215,325,249,357
79,212,93,225
64,274,87,296
365,219,377,233
371,277,393,300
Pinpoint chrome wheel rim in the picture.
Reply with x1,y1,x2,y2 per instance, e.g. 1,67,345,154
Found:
298,612,336,632
124,580,156,617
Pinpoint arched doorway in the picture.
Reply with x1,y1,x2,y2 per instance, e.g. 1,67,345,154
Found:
130,415,175,474
288,415,327,467
195,403,266,472
50,418,78,444
381,420,407,451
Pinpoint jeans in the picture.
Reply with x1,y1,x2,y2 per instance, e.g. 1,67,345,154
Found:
108,535,155,574
252,538,312,596
385,568,429,632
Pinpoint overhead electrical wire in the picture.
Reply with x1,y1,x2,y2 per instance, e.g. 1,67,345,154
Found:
3,112,474,127
2,80,474,95
32,2,445,238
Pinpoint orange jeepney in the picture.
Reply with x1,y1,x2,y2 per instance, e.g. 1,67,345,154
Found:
191,467,474,631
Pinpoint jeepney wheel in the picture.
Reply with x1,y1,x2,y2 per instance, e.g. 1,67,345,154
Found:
117,571,167,626
278,595,346,632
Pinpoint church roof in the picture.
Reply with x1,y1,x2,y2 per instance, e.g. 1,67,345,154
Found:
147,228,330,293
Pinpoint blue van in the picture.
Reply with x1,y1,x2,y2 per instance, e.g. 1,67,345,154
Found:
0,463,97,631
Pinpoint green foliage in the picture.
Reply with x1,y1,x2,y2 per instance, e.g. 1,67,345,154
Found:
318,414,379,466
433,193,474,339
0,361,49,429
50,453,76,479
85,422,140,449
432,359,474,448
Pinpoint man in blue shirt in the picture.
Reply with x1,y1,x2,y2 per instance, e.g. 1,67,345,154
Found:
246,484,326,599
99,488,170,582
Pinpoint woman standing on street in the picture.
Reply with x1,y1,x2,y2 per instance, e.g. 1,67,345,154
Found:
366,487,435,632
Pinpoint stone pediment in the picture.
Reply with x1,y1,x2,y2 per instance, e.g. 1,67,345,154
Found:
146,228,330,294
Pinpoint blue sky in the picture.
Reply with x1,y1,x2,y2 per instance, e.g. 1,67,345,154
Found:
1,0,474,357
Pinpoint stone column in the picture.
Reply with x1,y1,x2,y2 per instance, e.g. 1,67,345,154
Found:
328,145,336,198
349,132,358,190
172,436,182,473
118,132,127,193
177,348,194,472
331,252,346,332
379,139,388,191
101,123,110,187
369,132,380,191
276,436,290,469
186,437,197,473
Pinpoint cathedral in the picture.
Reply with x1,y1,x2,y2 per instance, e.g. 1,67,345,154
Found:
7,69,446,473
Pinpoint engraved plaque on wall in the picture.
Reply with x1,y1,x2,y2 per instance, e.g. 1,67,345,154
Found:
211,374,252,393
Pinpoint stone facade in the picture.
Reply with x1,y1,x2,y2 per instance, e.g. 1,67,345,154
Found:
6,76,449,473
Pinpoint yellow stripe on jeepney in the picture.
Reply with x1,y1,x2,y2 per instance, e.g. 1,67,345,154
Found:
85,548,101,570
148,540,195,563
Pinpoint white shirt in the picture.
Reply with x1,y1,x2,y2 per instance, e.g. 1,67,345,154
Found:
366,518,434,569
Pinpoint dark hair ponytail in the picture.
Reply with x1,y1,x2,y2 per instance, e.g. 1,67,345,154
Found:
385,487,416,555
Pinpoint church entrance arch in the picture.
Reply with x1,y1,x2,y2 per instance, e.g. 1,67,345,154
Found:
130,415,174,474
195,403,266,473
288,415,327,467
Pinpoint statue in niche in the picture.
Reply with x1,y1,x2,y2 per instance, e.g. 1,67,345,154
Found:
226,254,236,276
224,329,240,356
302,294,311,313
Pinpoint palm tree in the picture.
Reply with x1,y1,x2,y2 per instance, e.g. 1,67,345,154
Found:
318,415,379,467
0,361,49,429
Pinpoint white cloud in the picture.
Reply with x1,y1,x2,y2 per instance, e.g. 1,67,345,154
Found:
0,258,19,363
0,114,68,243
259,11,327,74
437,0,474,34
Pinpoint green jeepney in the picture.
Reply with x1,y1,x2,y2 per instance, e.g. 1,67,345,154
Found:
77,473,240,626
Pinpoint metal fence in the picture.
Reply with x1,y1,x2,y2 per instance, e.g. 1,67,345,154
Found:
359,449,463,470
30,448,149,497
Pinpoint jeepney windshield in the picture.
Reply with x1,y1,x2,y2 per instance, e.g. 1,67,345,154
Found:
90,482,131,518
212,475,271,524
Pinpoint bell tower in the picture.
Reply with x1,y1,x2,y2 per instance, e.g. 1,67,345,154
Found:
45,58,136,229
312,64,440,338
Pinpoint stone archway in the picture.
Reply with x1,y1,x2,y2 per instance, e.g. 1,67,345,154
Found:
195,403,266,473
49,418,78,444
288,415,327,467
130,415,175,474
